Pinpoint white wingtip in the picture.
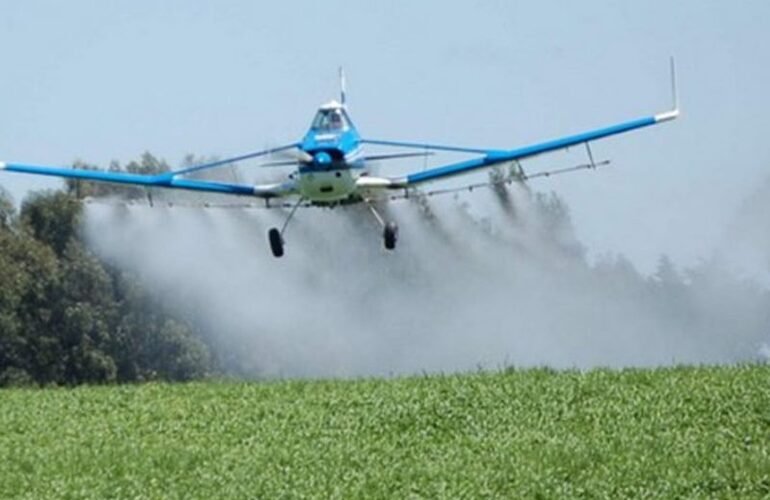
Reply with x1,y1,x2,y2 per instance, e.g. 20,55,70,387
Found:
655,109,680,123
654,57,680,123
0,161,6,170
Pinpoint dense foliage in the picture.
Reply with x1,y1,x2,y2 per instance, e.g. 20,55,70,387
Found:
1,365,768,497
0,184,213,386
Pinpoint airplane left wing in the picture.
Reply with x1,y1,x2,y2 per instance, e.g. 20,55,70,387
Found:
0,143,302,198
0,161,297,198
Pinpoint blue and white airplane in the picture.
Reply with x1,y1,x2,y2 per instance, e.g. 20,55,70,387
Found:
1,64,679,257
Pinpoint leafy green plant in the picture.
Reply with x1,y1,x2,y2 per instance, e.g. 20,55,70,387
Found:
1,366,768,498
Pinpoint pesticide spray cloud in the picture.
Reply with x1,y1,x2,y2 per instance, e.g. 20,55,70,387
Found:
81,181,770,378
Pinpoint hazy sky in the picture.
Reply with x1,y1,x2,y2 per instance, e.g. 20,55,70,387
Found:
1,1,769,273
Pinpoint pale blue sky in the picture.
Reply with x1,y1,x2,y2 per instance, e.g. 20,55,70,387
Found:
2,1,769,272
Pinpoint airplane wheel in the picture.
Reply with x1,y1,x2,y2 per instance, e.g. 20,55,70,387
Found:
268,228,284,258
383,222,398,250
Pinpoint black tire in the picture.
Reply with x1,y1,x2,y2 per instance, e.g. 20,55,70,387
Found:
383,222,398,250
268,228,284,257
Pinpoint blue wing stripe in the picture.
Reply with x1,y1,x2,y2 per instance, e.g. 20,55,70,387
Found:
4,163,158,185
405,115,657,185
3,163,256,196
167,178,256,195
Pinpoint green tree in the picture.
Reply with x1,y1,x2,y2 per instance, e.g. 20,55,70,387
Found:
1,186,215,386
0,225,61,384
20,190,81,256
125,152,169,176
0,187,14,228
55,242,118,383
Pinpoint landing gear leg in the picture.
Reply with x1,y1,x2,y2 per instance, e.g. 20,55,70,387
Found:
366,201,398,251
268,197,304,258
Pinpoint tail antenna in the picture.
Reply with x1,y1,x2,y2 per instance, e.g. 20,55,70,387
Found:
670,56,679,112
339,66,347,107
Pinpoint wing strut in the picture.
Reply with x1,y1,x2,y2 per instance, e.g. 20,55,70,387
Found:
585,142,597,170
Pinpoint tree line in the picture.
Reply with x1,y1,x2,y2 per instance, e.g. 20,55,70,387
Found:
2,154,768,385
0,153,214,386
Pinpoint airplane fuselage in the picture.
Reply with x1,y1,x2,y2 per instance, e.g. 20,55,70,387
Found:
295,101,367,203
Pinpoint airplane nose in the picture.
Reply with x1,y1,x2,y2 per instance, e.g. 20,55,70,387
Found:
314,151,332,166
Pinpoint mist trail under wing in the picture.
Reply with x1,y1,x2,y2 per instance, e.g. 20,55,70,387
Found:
82,183,770,378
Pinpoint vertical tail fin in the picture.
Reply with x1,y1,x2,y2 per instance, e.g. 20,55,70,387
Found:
339,66,347,107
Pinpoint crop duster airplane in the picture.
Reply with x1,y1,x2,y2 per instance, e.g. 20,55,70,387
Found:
1,63,678,257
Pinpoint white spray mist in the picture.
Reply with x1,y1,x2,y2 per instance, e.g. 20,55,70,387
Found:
82,181,770,378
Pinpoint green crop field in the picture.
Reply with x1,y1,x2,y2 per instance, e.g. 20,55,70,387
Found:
1,365,769,499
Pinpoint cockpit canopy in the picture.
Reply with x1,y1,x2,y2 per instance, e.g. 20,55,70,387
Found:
311,105,350,132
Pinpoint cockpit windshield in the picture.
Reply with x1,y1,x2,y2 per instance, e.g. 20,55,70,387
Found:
311,108,348,131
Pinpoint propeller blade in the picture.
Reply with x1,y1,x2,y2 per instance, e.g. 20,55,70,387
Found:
271,149,313,164
260,160,301,167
